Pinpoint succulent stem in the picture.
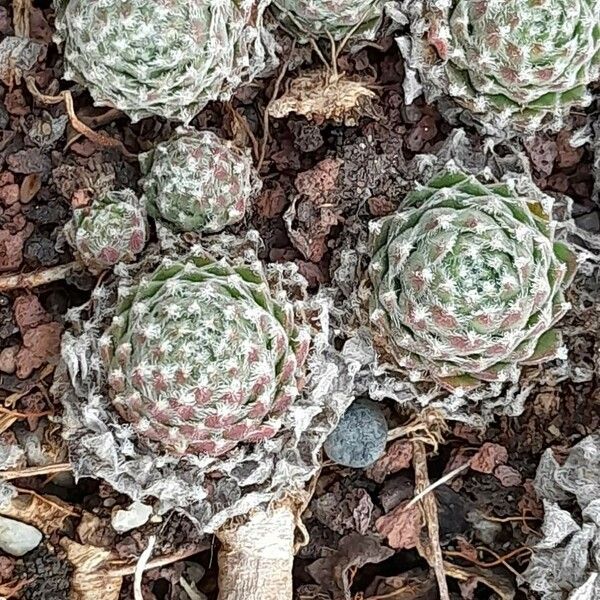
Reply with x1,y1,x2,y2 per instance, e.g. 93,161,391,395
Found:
217,504,296,600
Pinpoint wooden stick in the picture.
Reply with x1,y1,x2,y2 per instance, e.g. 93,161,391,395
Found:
0,462,72,481
0,262,80,291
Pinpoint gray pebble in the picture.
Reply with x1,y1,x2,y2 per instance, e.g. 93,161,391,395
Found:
324,398,387,468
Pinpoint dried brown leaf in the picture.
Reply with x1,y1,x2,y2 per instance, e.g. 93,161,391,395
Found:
268,70,376,126
307,533,394,600
62,538,123,600
0,491,78,535
443,562,515,600
16,321,62,378
365,568,437,600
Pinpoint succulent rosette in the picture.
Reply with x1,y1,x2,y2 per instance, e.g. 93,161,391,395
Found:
54,0,275,122
398,0,600,133
65,189,148,273
368,169,577,393
272,0,386,42
99,255,311,457
139,129,260,233
57,238,352,531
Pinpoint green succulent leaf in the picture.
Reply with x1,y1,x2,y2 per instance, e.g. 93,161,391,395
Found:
272,0,385,42
368,169,576,393
100,256,311,457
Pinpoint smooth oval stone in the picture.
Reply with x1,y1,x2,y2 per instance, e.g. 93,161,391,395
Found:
0,515,42,556
324,398,387,468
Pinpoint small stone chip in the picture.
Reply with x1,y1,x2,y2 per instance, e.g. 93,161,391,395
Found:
324,398,387,468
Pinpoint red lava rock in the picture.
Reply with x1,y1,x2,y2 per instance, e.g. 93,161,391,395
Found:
494,464,523,487
4,89,29,117
0,345,18,374
470,442,508,474
453,423,482,444
7,148,52,175
71,139,98,158
295,158,340,197
13,295,51,332
367,439,413,483
525,136,557,177
0,7,12,36
375,500,422,549
556,130,584,169
29,8,54,44
16,321,62,379
0,183,19,206
0,226,33,273
547,173,570,193
0,172,14,187
255,182,287,218
368,195,396,217
406,115,438,152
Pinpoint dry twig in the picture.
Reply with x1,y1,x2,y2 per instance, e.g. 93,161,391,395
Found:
0,262,80,292
413,440,451,600
0,462,72,481
12,0,31,37
257,43,295,173
25,77,137,160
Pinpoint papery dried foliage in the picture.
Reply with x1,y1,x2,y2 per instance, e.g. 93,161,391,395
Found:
523,434,600,599
269,71,377,125
0,492,77,535
57,237,354,532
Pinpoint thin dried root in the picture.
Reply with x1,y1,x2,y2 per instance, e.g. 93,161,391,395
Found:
0,462,72,481
413,441,450,600
0,262,80,292
404,461,470,510
110,543,208,577
257,42,294,173
12,0,31,37
0,579,31,598
25,77,137,160
388,409,449,452
444,546,531,571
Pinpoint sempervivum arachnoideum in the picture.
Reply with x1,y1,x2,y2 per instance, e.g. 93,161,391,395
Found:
368,168,577,394
99,256,310,457
139,128,260,234
64,189,148,274
54,0,275,122
398,0,600,134
272,0,386,42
